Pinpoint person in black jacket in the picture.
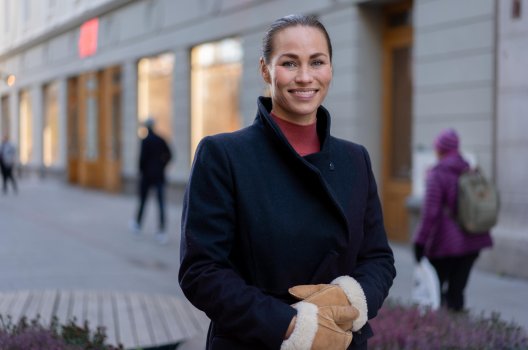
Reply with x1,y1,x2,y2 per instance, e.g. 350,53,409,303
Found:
179,15,395,349
0,134,18,195
130,118,172,244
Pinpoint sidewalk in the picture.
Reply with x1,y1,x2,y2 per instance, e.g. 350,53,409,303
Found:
0,177,207,349
1,178,527,346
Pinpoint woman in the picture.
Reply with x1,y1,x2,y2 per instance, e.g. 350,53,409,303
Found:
413,128,493,312
179,15,396,350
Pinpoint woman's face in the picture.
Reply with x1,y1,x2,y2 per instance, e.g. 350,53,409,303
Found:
261,25,332,125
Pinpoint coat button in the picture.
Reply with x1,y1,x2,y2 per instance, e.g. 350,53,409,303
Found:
329,162,335,171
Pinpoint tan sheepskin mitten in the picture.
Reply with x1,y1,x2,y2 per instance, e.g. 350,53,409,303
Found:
312,305,354,350
289,284,357,331
288,276,369,332
280,302,354,350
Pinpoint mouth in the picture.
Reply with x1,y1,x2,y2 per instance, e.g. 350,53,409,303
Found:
289,88,318,98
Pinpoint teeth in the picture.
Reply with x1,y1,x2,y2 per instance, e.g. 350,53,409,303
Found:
292,90,316,96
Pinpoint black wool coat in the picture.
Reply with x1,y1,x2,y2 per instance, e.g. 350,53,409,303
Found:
139,129,172,183
179,97,396,350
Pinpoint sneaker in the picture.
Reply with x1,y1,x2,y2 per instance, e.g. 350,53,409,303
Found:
155,231,169,245
129,220,141,235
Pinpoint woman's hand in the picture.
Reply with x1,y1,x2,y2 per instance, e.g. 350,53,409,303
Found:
281,303,354,350
288,276,368,332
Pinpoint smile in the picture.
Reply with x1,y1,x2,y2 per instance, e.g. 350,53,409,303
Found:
289,89,318,97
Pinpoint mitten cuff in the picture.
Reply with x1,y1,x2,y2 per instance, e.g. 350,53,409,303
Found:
332,276,368,331
280,302,318,350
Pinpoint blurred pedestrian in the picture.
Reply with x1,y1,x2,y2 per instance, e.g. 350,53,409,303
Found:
130,117,172,244
179,14,395,350
0,134,18,194
413,128,493,312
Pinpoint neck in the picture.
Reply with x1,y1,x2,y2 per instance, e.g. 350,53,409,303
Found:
271,113,320,156
270,109,316,126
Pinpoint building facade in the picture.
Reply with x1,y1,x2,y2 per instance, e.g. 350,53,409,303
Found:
0,0,526,277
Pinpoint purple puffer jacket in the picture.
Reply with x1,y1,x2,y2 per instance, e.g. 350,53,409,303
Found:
414,153,493,258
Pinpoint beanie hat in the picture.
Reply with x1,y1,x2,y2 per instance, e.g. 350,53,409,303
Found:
434,128,459,154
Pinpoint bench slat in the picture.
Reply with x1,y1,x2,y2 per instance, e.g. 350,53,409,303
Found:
39,290,59,325
142,293,171,345
127,292,155,346
100,291,119,346
114,291,138,348
0,290,203,349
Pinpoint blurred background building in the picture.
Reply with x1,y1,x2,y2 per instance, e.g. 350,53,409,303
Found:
0,0,526,278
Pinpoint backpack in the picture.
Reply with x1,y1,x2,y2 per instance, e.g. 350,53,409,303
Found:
457,169,500,234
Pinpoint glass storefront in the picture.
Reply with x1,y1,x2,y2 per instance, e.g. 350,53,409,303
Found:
137,52,174,141
43,81,60,167
190,38,243,158
19,90,32,165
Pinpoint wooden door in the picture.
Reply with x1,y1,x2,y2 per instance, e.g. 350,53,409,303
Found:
381,0,413,242
67,78,79,183
72,67,122,192
77,71,103,188
100,66,122,192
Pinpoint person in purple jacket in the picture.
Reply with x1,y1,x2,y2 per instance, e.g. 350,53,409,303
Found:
413,128,493,312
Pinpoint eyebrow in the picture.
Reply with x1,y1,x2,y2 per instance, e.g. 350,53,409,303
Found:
278,52,328,60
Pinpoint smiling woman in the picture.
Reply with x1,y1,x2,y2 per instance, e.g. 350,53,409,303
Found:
260,25,332,126
179,14,396,350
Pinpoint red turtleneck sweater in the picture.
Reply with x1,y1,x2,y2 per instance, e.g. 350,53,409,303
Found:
271,113,320,156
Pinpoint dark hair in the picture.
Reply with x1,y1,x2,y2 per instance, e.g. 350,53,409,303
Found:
261,14,333,64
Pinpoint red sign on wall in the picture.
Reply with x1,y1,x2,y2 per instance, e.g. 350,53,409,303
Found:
78,18,99,58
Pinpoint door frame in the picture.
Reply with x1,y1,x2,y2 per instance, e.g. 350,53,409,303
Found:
69,66,122,192
381,0,413,242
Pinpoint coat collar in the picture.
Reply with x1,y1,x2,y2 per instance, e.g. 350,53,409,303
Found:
255,96,332,155
255,97,351,252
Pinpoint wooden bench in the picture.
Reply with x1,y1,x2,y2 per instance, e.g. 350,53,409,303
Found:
0,290,208,349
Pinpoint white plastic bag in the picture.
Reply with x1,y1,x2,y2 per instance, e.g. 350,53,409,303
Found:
411,257,440,310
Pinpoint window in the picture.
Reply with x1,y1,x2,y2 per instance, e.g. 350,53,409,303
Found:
190,38,243,158
137,52,174,141
19,90,32,165
43,82,60,166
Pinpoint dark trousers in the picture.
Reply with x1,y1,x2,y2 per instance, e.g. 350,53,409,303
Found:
429,252,479,312
135,178,165,231
1,165,17,194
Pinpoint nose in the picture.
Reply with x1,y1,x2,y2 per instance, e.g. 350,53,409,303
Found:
295,65,313,83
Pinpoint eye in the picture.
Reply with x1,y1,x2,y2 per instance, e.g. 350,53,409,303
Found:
311,59,325,67
281,61,297,68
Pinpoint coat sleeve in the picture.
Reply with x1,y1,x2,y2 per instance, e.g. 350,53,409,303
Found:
139,139,146,174
351,146,396,320
413,169,443,247
178,136,296,348
162,140,172,167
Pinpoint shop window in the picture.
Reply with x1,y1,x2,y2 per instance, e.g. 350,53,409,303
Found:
191,37,243,158
43,82,60,166
137,52,174,141
19,90,32,165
